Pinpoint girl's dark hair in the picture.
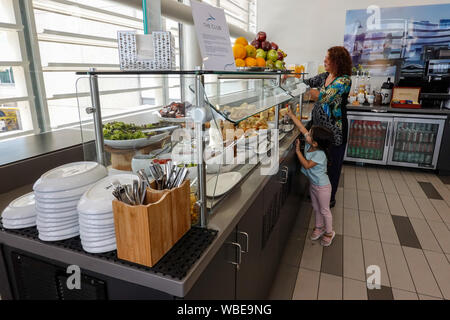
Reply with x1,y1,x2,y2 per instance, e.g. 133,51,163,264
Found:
310,125,334,163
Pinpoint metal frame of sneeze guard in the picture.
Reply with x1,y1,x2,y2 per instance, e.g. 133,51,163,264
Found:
80,69,307,229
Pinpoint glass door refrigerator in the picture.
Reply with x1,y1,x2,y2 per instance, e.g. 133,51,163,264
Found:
387,117,446,169
344,115,393,165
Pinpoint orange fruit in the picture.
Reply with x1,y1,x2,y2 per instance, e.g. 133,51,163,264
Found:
245,45,256,58
245,57,257,67
233,44,246,59
256,57,266,67
235,37,248,47
235,58,245,67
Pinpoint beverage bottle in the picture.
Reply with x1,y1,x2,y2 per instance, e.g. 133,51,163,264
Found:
381,77,394,105
353,71,360,97
365,72,371,97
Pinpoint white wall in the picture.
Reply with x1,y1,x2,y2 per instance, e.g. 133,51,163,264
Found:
257,0,450,72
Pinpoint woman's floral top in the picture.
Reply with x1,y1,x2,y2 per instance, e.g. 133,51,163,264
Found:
304,72,352,146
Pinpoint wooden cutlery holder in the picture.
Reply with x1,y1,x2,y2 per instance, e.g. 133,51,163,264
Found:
112,189,174,267
112,180,191,267
149,179,191,244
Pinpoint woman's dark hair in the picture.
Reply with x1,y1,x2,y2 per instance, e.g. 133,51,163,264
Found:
310,125,334,163
328,46,352,77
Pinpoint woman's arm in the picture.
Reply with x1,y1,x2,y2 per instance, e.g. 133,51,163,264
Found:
295,139,317,170
303,72,328,88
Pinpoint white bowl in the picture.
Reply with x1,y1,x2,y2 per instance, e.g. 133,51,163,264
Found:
81,243,116,254
79,211,113,220
81,237,116,247
2,216,36,225
37,217,78,229
36,198,80,211
2,221,36,229
34,182,92,199
33,162,107,193
38,231,79,242
38,224,79,237
35,207,78,219
2,192,36,220
79,225,115,234
80,232,115,242
77,174,138,216
79,216,114,227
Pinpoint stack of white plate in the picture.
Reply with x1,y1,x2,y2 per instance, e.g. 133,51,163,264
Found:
33,162,108,242
77,174,137,253
1,192,36,229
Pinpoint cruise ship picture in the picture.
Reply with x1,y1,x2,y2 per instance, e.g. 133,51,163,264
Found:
344,4,450,76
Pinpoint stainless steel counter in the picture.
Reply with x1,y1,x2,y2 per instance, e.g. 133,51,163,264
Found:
346,104,450,115
0,129,300,298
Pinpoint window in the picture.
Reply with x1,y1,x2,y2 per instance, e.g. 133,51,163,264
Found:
201,0,256,33
0,0,35,137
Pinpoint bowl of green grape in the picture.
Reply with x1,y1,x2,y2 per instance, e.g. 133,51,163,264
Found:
102,121,169,150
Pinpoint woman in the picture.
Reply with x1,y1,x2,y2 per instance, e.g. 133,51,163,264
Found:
299,46,352,208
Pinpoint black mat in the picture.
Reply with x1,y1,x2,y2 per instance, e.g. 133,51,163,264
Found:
0,224,217,280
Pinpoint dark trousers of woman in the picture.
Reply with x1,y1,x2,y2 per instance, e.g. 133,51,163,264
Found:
328,143,346,203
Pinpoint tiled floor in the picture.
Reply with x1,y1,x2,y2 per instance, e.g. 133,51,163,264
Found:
269,164,450,300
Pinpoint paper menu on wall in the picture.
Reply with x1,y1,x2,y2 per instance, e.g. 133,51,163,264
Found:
190,0,236,71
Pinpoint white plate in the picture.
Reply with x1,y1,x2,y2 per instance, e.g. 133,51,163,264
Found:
282,124,295,132
80,226,116,238
2,216,36,225
36,214,79,223
79,225,115,234
33,162,107,193
37,218,78,229
206,172,242,198
80,232,115,242
36,207,78,219
81,237,116,248
82,243,116,254
38,231,79,242
37,222,79,233
36,198,80,211
34,194,83,203
79,217,114,227
104,131,169,150
77,174,137,215
3,222,36,229
79,212,113,220
38,224,79,237
2,192,36,220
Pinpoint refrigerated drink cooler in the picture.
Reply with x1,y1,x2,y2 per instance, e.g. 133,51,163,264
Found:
344,112,446,169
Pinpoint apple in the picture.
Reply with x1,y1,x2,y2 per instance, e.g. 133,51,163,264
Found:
256,31,266,42
267,49,278,62
277,51,284,61
261,41,271,51
271,42,279,51
266,60,275,69
275,60,285,70
256,49,267,60
251,39,261,49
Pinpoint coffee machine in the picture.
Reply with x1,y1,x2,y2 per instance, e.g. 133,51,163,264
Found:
398,46,450,109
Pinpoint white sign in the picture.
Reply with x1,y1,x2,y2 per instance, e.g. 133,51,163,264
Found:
191,0,236,71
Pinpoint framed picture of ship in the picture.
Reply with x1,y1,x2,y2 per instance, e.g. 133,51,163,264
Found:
344,3,450,77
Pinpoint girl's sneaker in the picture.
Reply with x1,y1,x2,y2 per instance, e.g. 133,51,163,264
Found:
321,231,336,247
311,227,325,241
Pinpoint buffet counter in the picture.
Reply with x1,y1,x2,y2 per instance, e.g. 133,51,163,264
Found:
346,104,450,115
0,129,305,300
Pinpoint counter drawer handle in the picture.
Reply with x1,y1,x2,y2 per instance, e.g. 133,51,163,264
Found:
237,231,249,254
226,242,242,271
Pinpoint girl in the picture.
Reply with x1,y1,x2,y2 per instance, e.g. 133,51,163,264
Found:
287,108,335,246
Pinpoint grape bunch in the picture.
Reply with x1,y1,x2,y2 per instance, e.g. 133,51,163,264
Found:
102,121,155,140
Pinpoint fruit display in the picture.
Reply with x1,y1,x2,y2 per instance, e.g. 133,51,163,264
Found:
102,122,156,140
159,102,192,118
232,32,287,70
